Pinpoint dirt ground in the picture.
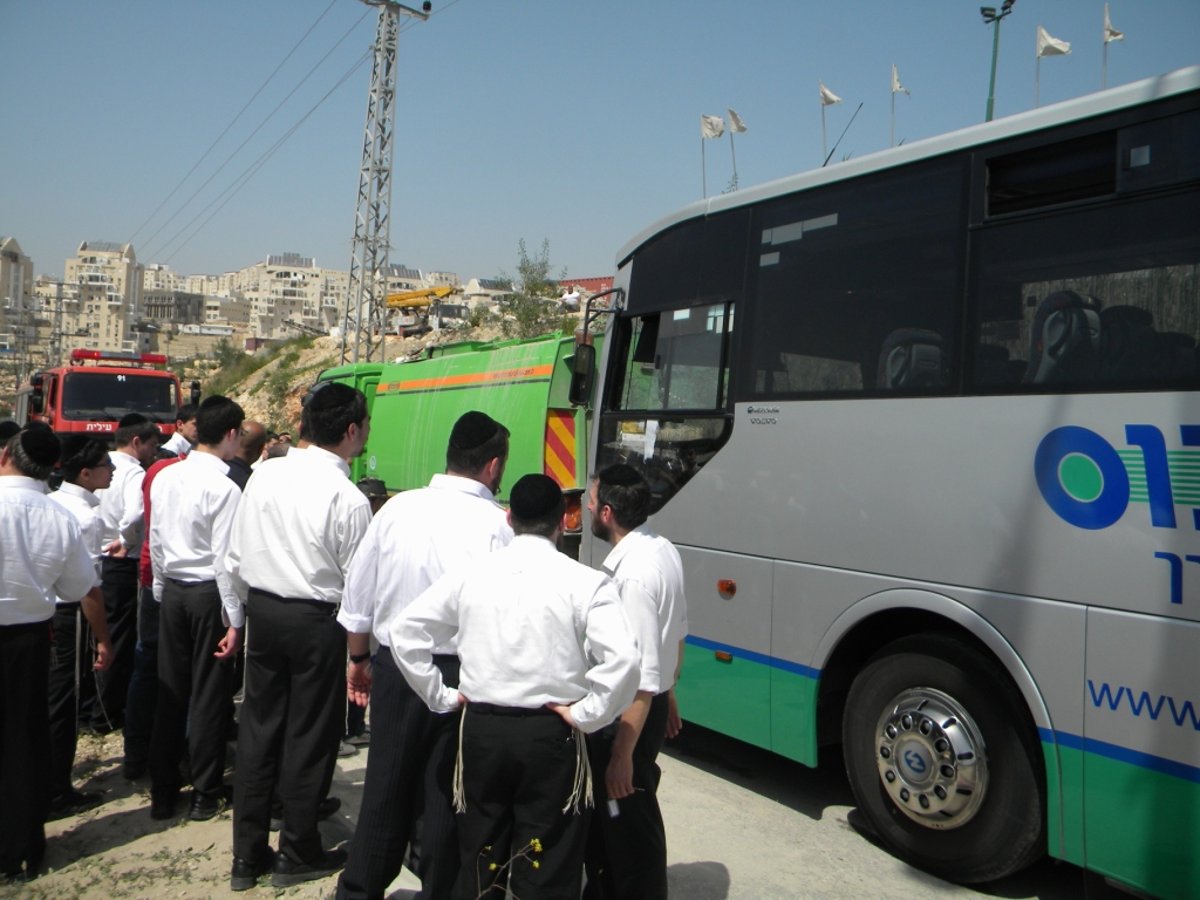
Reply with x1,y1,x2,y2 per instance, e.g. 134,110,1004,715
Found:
3,730,418,900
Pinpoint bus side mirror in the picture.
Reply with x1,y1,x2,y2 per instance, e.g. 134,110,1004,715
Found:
568,343,596,407
189,381,201,406
30,373,44,414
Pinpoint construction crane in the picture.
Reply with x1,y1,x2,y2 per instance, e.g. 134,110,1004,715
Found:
340,0,431,365
385,285,460,308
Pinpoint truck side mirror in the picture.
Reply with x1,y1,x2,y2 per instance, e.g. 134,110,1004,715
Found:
568,343,595,407
30,373,44,414
189,381,201,406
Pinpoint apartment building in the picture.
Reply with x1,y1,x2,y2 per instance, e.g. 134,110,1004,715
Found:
61,241,144,353
0,236,35,354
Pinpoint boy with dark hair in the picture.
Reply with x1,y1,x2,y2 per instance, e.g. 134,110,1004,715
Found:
584,464,688,900
147,396,246,822
1,424,96,880
230,383,373,890
336,411,512,900
92,413,161,733
393,473,640,900
47,437,116,818
161,403,199,457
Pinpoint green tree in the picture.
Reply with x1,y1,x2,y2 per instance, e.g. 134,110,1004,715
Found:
500,239,570,339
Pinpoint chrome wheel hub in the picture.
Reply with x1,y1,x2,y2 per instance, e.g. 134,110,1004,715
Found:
874,687,988,830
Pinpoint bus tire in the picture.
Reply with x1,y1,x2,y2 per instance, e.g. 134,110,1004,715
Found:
842,633,1044,884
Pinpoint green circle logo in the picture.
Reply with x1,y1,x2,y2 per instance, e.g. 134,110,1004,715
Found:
1059,453,1103,502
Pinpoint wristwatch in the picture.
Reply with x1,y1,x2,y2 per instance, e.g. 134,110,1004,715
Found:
349,652,371,664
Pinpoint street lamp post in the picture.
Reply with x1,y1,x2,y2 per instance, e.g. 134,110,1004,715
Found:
981,0,1015,122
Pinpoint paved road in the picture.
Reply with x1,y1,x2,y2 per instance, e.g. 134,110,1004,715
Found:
653,724,1119,900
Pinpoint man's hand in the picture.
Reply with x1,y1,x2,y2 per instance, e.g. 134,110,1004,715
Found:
347,659,372,707
93,639,113,672
606,749,635,800
104,539,127,558
214,626,241,659
665,688,683,739
546,702,577,729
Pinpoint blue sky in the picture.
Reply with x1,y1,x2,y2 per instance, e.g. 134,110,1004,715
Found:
1,0,1196,284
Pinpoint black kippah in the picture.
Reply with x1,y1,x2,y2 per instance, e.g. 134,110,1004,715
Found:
357,477,387,499
19,422,61,468
58,434,93,463
449,411,500,451
118,412,148,429
599,463,644,487
0,420,20,443
509,473,563,520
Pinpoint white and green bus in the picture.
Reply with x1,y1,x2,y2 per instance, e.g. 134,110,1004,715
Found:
576,67,1199,897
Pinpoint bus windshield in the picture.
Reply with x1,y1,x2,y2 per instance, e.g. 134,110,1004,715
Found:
60,370,178,421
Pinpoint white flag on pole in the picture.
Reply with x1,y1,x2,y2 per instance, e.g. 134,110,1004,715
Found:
701,114,725,139
727,108,747,133
891,64,910,95
1104,4,1124,43
819,82,843,106
1037,25,1072,57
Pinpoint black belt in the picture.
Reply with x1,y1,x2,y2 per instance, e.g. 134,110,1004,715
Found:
466,702,559,718
248,586,338,615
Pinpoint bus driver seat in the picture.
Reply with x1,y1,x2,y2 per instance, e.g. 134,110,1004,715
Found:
876,328,945,390
1024,290,1101,384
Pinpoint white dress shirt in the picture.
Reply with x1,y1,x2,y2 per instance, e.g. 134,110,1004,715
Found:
601,523,688,694
149,450,242,626
49,481,104,603
97,449,146,557
1,476,97,625
392,534,640,734
337,473,513,651
160,430,193,457
227,445,371,616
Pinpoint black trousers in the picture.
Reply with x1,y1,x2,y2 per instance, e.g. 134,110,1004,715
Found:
233,590,343,864
454,705,591,900
123,586,160,771
582,691,670,900
90,556,139,729
337,649,460,900
47,604,84,799
1,621,52,877
149,580,233,800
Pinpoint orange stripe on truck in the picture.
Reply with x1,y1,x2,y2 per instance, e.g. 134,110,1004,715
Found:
544,410,576,488
376,364,554,394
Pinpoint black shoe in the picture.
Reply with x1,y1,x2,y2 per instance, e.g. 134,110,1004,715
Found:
150,791,179,821
269,796,341,832
336,740,358,758
345,728,370,747
270,847,347,888
122,761,147,780
47,789,103,820
188,791,228,821
230,848,276,892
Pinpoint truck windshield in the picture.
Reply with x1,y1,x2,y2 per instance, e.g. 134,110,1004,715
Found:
61,371,178,421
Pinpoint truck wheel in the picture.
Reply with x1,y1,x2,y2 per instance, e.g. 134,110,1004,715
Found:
842,633,1045,883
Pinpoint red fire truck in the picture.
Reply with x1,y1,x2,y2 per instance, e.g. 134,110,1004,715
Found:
13,349,198,442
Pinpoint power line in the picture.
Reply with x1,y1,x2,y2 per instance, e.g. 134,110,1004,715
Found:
128,0,340,248
140,4,373,261
159,49,373,266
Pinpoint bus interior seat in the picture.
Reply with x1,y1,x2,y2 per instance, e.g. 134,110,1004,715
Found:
877,328,944,389
1155,332,1197,381
1025,290,1101,384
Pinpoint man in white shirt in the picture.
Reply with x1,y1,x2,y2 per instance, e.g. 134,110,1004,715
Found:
228,383,372,891
147,396,245,823
582,464,688,900
47,437,116,819
393,473,640,900
0,424,97,882
91,413,160,733
335,411,513,900
159,402,198,457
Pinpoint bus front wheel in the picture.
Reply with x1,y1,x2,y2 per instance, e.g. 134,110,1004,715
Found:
842,633,1044,884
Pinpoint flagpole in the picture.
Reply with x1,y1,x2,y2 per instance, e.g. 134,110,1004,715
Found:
890,90,895,147
701,137,708,198
821,103,828,164
1102,38,1109,89
728,130,738,191
1035,55,1041,107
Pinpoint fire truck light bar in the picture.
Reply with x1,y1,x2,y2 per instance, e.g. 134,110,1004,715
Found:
70,349,168,365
